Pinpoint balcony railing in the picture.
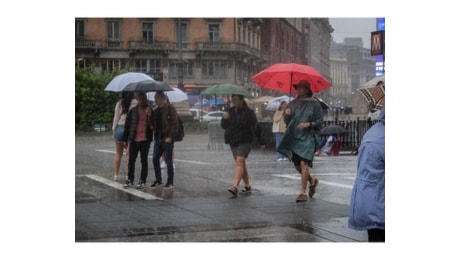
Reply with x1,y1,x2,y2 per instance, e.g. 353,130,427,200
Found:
172,42,190,49
106,40,122,48
196,42,261,56
75,39,102,48
128,40,171,50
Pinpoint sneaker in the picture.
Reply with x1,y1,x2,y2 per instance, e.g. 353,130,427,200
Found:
296,193,308,202
227,186,238,196
164,183,174,189
241,186,252,194
150,181,162,187
136,182,146,189
113,175,118,181
123,180,133,188
160,160,166,169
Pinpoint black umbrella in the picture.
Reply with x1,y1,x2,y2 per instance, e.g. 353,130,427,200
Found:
320,125,347,135
123,79,173,92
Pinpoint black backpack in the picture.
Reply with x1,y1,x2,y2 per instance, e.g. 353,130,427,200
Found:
168,105,184,142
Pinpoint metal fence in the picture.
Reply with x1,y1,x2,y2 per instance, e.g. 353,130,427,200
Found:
77,118,378,151
256,119,377,151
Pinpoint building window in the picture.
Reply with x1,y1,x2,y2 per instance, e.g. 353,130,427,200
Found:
100,59,126,73
169,60,192,79
142,22,154,44
135,59,161,73
202,61,227,79
208,24,220,43
106,19,121,47
175,21,189,48
75,19,85,39
106,20,120,41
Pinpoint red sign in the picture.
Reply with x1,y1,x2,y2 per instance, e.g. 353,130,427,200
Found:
371,30,385,56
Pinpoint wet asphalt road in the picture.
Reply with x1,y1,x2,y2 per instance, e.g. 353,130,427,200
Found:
75,130,366,242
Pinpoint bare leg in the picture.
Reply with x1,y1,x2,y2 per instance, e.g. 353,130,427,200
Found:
124,143,130,180
299,161,310,195
241,160,249,187
232,156,246,188
114,142,124,179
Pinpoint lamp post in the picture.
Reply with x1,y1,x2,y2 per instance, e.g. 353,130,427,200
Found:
178,18,184,92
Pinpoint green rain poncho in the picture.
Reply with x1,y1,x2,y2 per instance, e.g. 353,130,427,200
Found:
277,97,323,164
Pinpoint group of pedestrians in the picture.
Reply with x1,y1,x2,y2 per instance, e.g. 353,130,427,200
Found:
221,81,322,203
111,91,179,189
110,82,385,243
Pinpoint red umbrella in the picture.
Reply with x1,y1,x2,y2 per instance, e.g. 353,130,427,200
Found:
251,63,332,94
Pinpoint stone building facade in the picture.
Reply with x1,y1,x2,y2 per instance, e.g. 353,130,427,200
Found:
76,17,333,99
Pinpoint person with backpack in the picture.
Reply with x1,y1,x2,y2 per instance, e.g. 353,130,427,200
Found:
149,91,179,188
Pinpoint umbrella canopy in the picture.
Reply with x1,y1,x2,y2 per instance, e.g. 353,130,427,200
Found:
320,125,348,136
201,83,252,98
251,63,332,94
251,95,275,103
265,95,294,111
360,75,385,88
104,72,153,92
122,79,173,92
314,97,331,110
357,79,385,110
147,87,188,103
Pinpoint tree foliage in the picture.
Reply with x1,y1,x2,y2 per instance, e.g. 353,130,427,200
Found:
75,66,127,131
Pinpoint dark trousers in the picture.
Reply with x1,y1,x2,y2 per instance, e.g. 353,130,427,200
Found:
152,138,174,184
127,140,150,183
368,228,385,242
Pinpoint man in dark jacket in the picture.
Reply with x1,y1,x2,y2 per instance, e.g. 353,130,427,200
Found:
122,92,153,188
149,91,179,188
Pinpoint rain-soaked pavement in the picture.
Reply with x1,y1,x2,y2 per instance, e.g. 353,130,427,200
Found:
75,128,367,242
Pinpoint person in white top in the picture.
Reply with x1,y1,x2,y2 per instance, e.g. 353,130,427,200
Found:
112,92,137,181
272,101,288,161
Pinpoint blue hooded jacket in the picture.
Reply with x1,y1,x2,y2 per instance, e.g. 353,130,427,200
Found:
348,107,385,231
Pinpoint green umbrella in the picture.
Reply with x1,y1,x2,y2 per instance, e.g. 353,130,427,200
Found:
201,83,253,98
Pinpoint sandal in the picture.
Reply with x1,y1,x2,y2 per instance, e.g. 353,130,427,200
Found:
296,193,308,202
308,178,319,198
228,186,238,196
241,186,252,193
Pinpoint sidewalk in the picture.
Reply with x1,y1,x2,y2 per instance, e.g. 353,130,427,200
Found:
76,186,364,242
75,133,366,242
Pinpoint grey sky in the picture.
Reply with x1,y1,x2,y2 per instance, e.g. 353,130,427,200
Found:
329,18,377,49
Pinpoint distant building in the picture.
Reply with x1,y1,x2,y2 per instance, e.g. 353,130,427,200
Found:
329,37,376,120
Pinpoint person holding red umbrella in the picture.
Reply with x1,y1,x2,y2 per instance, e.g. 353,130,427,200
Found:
277,80,322,202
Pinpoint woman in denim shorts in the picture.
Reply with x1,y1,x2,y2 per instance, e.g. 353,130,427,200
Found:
111,92,137,181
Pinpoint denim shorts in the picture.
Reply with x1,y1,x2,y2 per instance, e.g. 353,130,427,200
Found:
230,143,251,159
114,125,125,143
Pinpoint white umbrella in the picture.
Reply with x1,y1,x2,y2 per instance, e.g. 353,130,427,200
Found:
147,88,188,103
265,95,294,111
104,72,153,92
